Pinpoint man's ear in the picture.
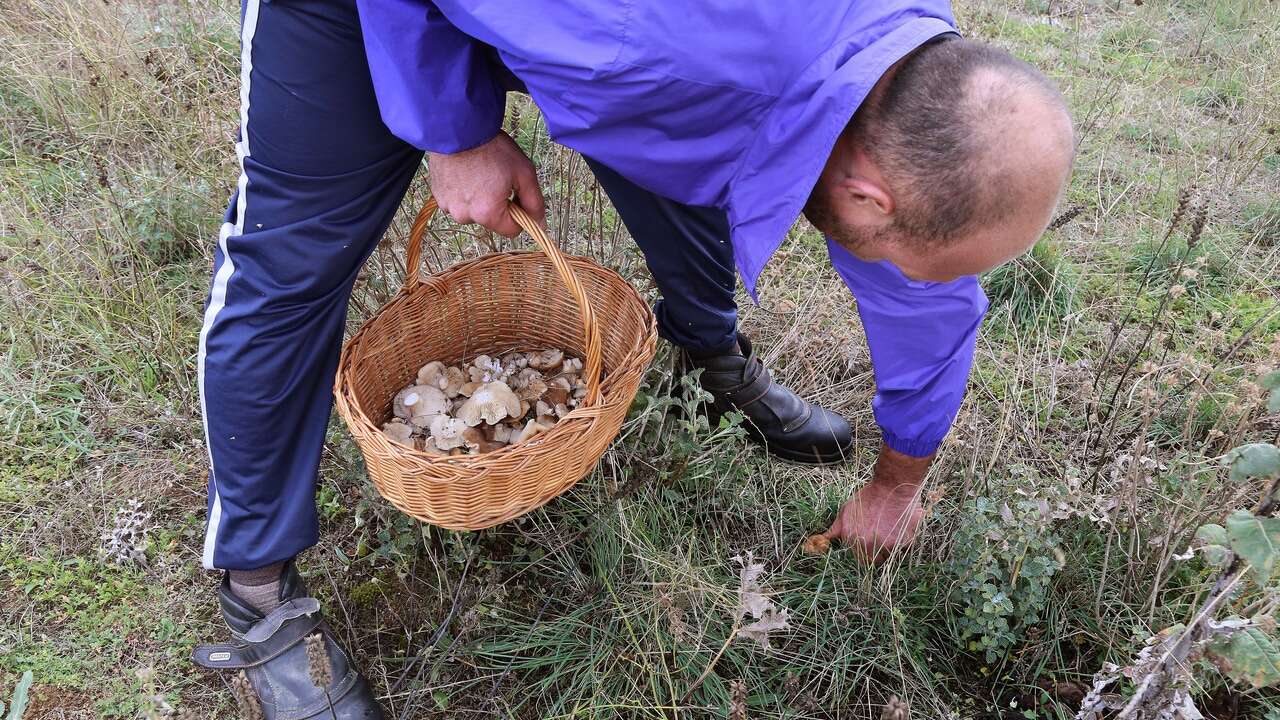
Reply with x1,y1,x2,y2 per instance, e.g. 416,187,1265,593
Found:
838,146,895,225
840,176,894,223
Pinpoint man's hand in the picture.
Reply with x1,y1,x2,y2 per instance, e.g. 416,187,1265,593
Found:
428,131,546,238
818,443,933,563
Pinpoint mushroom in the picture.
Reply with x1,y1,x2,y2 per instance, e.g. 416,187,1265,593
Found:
429,415,472,451
455,381,522,426
492,424,516,444
513,417,554,444
528,349,564,372
415,436,449,456
404,386,451,428
466,426,506,454
561,357,583,375
417,361,466,398
394,385,450,426
467,355,505,383
516,376,547,402
543,387,570,407
511,367,543,389
501,351,530,371
381,420,414,446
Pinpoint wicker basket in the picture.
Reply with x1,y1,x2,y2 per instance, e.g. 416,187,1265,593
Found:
334,198,657,530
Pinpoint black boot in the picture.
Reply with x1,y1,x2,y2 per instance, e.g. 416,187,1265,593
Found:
682,334,853,465
193,560,385,719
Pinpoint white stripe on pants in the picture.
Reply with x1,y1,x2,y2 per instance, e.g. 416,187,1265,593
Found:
199,0,262,570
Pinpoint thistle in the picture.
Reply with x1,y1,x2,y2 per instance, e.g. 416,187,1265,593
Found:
1046,203,1083,232
228,671,263,720
305,633,333,689
880,695,910,720
1170,185,1195,232
1187,204,1209,248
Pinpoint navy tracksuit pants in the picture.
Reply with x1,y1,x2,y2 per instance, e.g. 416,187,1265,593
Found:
202,0,740,570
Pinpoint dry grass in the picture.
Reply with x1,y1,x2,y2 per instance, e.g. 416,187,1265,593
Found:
1,0,1278,718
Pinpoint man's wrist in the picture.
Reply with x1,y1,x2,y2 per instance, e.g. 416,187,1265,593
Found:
867,442,934,496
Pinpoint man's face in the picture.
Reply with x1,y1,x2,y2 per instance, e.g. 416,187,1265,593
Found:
804,145,1070,284
806,187,1057,283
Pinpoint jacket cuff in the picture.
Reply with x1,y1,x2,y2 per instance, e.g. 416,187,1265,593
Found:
881,429,943,458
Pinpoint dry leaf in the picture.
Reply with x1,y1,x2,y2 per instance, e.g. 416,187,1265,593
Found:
738,607,790,650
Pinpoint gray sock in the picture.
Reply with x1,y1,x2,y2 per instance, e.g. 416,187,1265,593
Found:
229,561,286,615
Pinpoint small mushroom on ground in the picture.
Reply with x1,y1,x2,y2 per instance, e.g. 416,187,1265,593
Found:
455,381,522,426
528,349,564,372
802,533,831,555
381,420,414,445
514,417,554,444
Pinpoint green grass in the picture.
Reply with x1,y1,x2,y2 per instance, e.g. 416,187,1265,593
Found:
2,0,1279,717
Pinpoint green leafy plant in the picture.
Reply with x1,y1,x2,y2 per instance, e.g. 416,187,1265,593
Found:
948,496,1064,663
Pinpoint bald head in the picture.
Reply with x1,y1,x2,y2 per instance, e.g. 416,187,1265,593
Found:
805,36,1076,281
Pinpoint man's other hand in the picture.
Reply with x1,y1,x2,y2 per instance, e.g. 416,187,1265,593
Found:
429,131,546,238
821,444,932,563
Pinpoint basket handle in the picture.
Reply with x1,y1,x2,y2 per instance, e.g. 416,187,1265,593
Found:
403,197,603,406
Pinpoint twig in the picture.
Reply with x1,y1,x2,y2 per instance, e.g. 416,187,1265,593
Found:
677,616,742,707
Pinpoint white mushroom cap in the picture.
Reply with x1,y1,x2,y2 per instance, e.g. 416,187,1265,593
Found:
415,361,447,388
468,355,505,383
562,357,584,375
403,386,450,428
455,381,523,426
394,384,445,420
418,363,466,398
381,420,414,445
429,415,472,451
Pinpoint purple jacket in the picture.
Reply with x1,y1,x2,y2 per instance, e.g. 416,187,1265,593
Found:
357,0,987,457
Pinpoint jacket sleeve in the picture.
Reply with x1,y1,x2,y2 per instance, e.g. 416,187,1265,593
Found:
356,0,506,153
827,238,988,457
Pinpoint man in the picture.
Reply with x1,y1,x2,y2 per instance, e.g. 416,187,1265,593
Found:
192,0,1074,716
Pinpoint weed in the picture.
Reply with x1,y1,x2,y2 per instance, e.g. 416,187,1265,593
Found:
948,496,1064,663
983,240,1078,326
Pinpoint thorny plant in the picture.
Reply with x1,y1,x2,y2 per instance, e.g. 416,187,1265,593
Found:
100,498,150,568
1077,375,1280,719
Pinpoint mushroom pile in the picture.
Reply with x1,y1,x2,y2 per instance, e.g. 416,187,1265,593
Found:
380,349,589,456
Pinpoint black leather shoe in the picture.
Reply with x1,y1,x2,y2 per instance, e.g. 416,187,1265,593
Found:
682,334,853,465
193,561,385,719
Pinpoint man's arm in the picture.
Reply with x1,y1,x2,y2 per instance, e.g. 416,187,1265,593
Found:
820,239,988,559
357,0,545,236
